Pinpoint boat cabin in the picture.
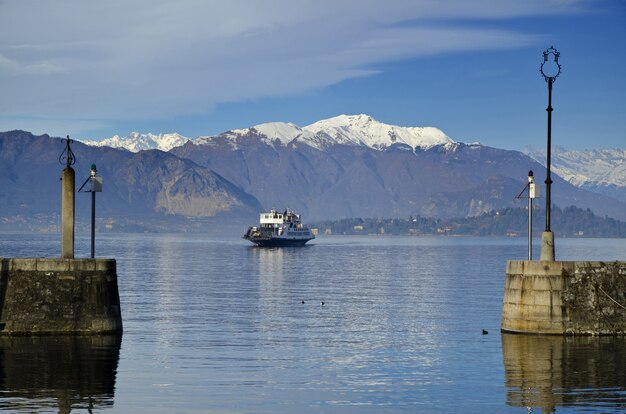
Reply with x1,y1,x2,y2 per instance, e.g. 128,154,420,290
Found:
259,209,303,228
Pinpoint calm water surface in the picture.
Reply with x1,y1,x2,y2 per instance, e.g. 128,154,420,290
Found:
0,233,625,413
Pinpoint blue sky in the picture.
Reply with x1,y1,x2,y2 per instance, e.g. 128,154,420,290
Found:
0,0,624,150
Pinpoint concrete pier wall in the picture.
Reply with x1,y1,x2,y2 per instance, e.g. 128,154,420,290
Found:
502,260,626,335
0,258,122,335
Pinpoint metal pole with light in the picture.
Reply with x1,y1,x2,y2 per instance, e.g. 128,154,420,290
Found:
527,171,538,260
516,170,539,260
539,46,561,261
78,163,103,258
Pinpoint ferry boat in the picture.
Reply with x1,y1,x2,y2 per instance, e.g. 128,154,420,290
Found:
243,209,315,247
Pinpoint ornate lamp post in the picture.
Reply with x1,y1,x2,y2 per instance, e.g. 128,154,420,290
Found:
539,46,561,261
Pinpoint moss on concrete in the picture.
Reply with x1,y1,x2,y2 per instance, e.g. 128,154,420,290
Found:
502,260,626,335
0,258,122,335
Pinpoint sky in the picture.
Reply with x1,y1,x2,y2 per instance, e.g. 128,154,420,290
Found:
0,0,624,151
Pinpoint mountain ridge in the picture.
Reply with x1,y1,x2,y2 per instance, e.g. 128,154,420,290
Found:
524,146,626,187
170,129,626,222
83,132,191,152
524,145,626,202
81,115,625,198
85,114,456,153
2,115,625,232
0,130,262,229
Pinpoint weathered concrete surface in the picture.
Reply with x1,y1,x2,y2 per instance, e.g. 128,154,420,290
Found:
61,167,75,259
501,261,568,334
540,231,555,261
0,258,122,335
502,260,626,334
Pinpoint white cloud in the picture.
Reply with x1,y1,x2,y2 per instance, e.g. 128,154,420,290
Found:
0,0,588,124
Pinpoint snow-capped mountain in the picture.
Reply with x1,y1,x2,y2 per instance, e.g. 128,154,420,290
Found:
82,132,191,152
4,128,626,227
81,115,456,153
196,122,315,149
524,146,626,188
171,123,626,222
304,114,455,150
195,114,456,151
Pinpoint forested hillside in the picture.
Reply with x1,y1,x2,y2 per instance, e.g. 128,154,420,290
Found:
314,206,626,237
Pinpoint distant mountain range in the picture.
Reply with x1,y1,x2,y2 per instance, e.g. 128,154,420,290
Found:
2,114,625,232
82,132,190,152
83,114,455,152
0,130,261,232
87,115,626,203
166,115,626,221
524,146,626,203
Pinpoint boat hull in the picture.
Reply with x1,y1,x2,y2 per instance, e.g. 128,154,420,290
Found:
244,236,313,247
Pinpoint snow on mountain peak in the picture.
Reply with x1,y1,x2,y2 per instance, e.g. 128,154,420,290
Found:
211,122,313,149
81,114,457,153
524,146,626,187
304,114,455,150
82,132,190,152
252,122,308,145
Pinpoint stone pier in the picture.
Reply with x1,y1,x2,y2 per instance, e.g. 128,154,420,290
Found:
0,258,122,335
0,139,122,335
502,260,626,335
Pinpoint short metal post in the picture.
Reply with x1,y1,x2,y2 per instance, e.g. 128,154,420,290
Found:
91,190,96,258
79,163,102,259
527,170,537,260
89,164,98,258
528,195,532,260
517,170,538,260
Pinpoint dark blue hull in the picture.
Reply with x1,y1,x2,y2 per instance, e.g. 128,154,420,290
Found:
245,237,313,247
243,221,314,247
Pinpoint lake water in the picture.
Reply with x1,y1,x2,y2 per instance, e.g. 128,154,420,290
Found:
0,233,625,413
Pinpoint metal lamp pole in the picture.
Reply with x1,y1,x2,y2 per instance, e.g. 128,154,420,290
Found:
539,46,561,261
90,164,97,258
527,171,538,260
516,170,539,260
78,163,102,258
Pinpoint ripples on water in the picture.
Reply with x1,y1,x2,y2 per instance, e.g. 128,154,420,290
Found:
0,233,625,413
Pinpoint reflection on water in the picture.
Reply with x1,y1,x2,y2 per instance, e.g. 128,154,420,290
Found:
1,234,625,412
0,336,121,413
502,333,626,413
